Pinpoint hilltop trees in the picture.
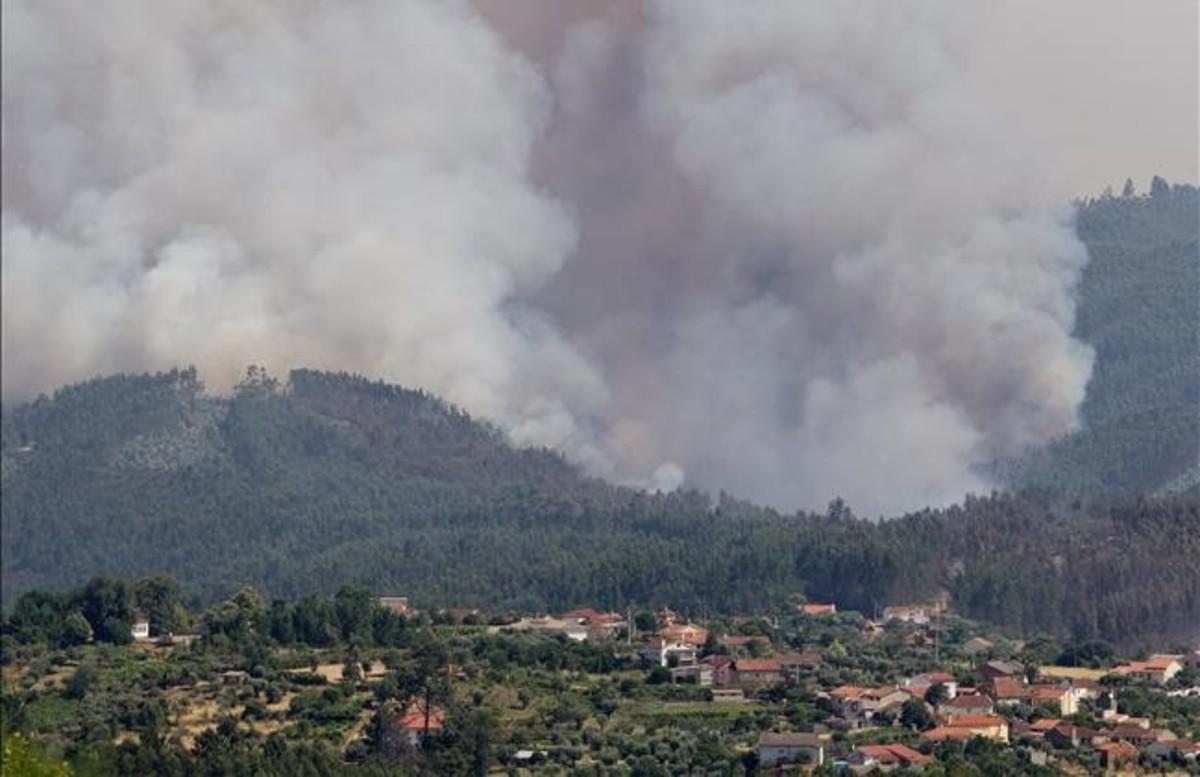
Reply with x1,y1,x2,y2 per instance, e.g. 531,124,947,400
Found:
4,181,1200,654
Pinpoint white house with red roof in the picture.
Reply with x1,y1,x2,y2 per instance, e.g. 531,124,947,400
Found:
659,622,709,646
1111,655,1183,685
907,671,958,698
642,635,697,668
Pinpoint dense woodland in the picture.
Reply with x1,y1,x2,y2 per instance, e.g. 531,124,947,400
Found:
1,183,1198,649
999,180,1199,497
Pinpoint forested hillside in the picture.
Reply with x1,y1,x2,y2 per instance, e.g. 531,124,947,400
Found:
3,368,1198,648
1002,180,1199,496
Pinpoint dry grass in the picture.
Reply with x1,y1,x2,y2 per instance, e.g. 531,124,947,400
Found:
246,719,287,737
32,665,78,692
266,691,295,713
287,662,346,683
341,706,375,748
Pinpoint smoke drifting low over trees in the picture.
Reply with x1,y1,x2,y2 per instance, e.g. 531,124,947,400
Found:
1,1,1186,513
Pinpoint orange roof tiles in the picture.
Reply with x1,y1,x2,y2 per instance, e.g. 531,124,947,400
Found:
397,707,445,731
736,659,782,673
944,715,1005,728
856,744,932,765
922,727,977,741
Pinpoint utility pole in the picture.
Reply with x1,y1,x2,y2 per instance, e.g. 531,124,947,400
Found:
933,604,940,666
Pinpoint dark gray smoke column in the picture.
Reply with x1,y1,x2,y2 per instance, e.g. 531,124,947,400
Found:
2,0,1095,516
495,1,1095,514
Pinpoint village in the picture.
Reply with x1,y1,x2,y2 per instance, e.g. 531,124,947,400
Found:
5,588,1200,775
461,599,1200,773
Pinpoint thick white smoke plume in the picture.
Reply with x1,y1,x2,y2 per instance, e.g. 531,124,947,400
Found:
2,0,1094,515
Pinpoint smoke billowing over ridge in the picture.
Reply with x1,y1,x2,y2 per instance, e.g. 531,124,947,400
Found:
2,0,1096,515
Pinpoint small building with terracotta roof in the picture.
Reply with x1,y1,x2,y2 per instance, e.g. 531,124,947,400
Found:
1029,684,1077,716
830,685,915,722
1027,718,1062,737
986,676,1028,705
1095,740,1139,771
938,694,995,720
734,658,784,687
1111,655,1183,685
923,715,1008,743
659,622,709,647
847,743,931,771
907,672,958,699
921,726,978,743
1045,723,1100,749
977,660,1025,681
377,702,445,751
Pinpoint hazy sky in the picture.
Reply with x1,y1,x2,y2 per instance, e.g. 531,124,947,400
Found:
970,0,1197,198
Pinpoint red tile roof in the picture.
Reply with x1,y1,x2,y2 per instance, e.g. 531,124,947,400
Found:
1030,686,1068,701
945,715,1006,728
736,659,782,673
1108,726,1160,742
659,624,709,645
863,685,909,700
1160,741,1200,753
989,678,1027,699
856,744,932,765
1050,723,1098,740
397,706,445,731
831,685,868,699
1095,741,1139,762
1113,655,1181,675
941,695,993,710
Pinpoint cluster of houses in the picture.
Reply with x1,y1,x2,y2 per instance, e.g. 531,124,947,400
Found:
367,595,1200,771
749,650,1200,772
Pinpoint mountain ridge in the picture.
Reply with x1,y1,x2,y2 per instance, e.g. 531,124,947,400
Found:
2,185,1198,646
2,367,1198,648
